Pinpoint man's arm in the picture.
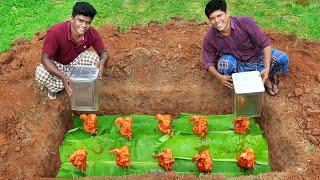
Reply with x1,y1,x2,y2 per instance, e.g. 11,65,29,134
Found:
203,35,233,89
90,27,109,78
41,52,72,95
208,65,233,89
96,50,109,79
261,45,272,83
242,17,272,83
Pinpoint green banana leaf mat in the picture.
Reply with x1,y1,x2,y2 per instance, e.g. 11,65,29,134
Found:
57,113,270,178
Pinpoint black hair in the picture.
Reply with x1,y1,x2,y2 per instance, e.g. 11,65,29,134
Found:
72,2,97,20
205,0,227,18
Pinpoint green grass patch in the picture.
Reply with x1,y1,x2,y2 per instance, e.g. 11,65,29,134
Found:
228,0,320,40
1,0,319,52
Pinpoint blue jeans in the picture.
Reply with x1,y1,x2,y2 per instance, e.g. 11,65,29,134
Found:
216,49,289,76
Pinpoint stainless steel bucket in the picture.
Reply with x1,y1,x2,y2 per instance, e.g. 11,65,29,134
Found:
232,71,265,117
70,65,101,111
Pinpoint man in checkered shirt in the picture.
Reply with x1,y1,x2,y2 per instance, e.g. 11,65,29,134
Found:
203,0,289,96
35,2,108,99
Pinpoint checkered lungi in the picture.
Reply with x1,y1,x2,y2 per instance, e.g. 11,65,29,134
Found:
35,51,100,93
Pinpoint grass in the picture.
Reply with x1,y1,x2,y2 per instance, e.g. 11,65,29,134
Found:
0,0,319,52
228,0,320,40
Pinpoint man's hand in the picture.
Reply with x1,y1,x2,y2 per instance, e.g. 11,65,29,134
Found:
208,66,233,89
217,74,233,89
261,45,272,84
96,59,105,79
96,51,108,79
61,75,72,96
42,53,73,95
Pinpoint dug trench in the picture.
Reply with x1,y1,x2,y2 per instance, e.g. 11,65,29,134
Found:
0,20,319,179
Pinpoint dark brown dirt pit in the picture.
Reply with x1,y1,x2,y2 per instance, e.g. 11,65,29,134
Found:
0,19,320,179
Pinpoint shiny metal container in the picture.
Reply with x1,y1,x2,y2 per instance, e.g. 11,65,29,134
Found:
70,65,101,111
232,71,265,117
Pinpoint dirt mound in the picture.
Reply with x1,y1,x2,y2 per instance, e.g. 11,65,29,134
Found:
0,20,319,179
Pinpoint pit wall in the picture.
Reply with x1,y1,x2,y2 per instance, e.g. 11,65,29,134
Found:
98,84,233,116
259,95,304,171
37,97,73,177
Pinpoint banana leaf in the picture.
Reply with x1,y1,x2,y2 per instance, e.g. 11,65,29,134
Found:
158,134,270,176
173,113,263,135
64,128,92,140
60,135,117,163
56,163,86,178
173,159,198,175
173,159,270,176
58,114,270,178
207,133,269,165
57,160,128,178
73,115,119,135
85,160,162,176
72,114,262,137
211,161,270,176
109,114,160,136
130,134,163,162
157,134,202,157
57,134,120,178
158,134,268,165
73,114,160,136
57,157,270,178
87,161,128,176
58,130,164,177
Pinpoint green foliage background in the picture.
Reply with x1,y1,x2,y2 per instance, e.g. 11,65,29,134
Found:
1,0,319,52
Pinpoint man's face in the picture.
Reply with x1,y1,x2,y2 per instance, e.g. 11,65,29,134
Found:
71,15,92,35
208,10,229,32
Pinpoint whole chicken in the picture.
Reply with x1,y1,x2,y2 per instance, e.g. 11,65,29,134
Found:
69,149,87,171
109,146,131,168
189,116,208,138
233,116,250,134
192,150,213,172
80,114,98,135
114,117,133,140
237,148,256,169
155,114,173,135
154,149,175,171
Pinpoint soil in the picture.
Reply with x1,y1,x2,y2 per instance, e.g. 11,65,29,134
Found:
0,19,319,179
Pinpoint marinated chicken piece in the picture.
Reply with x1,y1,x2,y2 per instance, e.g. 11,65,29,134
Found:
69,149,87,171
80,114,97,135
155,114,173,135
109,146,131,168
189,116,208,138
154,149,175,171
233,116,250,134
192,150,213,172
114,117,133,140
236,148,256,169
